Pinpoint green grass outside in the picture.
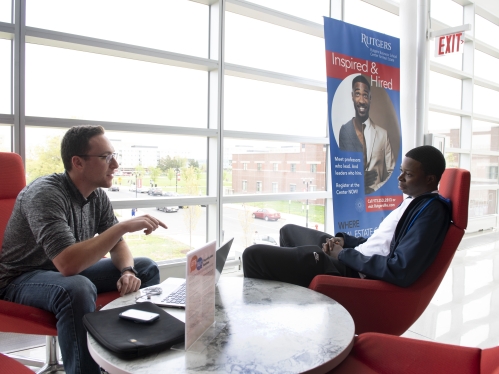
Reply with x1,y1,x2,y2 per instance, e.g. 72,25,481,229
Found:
118,175,208,195
123,233,194,261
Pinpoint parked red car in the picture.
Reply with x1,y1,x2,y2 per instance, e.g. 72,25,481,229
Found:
252,208,281,221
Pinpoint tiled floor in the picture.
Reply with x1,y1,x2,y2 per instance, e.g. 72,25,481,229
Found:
3,230,499,372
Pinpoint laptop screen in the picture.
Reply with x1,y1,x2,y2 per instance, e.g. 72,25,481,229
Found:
215,238,234,283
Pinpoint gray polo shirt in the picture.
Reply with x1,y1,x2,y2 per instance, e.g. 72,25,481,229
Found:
0,172,118,289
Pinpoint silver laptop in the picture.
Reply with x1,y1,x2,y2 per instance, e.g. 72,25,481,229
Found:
137,238,233,309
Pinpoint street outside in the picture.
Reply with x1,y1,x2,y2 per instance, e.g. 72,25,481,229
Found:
107,189,325,261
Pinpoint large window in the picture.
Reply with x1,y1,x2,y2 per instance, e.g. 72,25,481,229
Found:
0,125,10,152
427,112,461,148
475,50,499,85
0,0,10,23
4,0,499,267
224,76,327,137
243,1,329,23
474,86,499,118
475,14,499,50
344,0,399,37
25,45,208,126
428,0,499,229
225,12,325,80
26,0,209,57
0,40,10,115
428,72,462,110
430,0,463,27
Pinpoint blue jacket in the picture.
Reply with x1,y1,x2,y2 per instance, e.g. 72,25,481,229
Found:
337,193,451,287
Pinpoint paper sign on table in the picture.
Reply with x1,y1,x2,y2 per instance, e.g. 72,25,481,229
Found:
184,240,216,350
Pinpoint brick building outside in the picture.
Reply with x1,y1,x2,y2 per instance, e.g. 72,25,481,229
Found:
231,144,327,204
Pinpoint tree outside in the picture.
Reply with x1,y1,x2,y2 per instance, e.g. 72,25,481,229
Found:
26,135,64,183
158,155,185,172
188,159,199,168
238,203,255,248
182,166,203,248
149,167,161,187
167,168,175,184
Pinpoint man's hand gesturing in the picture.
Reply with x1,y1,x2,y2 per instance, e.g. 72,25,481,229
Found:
124,215,168,235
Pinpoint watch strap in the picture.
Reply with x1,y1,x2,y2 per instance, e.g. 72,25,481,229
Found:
121,266,138,276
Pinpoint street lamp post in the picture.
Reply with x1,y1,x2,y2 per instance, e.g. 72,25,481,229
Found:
134,172,138,199
133,172,141,198
175,168,180,192
302,178,313,228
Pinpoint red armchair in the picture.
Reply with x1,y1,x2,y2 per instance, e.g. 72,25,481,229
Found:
309,168,471,335
329,332,499,374
0,152,119,372
0,352,36,374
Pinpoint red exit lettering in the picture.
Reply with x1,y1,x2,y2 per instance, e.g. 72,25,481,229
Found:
435,32,464,57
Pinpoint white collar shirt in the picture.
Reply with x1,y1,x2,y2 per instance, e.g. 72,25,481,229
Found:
363,118,374,169
354,196,413,257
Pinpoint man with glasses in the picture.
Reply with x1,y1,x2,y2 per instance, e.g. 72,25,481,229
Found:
0,125,166,374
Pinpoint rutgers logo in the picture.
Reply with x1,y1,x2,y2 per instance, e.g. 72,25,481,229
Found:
361,33,392,51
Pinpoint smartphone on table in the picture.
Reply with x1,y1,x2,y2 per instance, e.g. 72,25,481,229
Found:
119,309,160,323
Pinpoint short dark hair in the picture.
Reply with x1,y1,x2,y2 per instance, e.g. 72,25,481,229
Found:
61,125,105,171
406,145,446,182
352,75,371,91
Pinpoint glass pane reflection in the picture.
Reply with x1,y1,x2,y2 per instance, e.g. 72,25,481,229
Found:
471,155,499,185
469,190,497,218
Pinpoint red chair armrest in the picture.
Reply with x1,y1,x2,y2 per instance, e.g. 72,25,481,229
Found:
481,346,499,374
96,291,121,311
309,275,426,335
0,299,57,335
331,333,481,374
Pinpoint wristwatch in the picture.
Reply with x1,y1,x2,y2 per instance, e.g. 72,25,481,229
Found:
121,266,138,276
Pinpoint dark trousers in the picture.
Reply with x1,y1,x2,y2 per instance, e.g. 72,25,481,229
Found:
0,257,159,374
243,224,359,287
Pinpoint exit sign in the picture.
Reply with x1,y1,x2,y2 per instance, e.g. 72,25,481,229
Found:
435,32,464,57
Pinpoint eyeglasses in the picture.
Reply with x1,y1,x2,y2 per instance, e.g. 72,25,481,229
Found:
77,152,118,164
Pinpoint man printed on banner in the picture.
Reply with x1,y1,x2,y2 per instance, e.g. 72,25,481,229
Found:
338,74,395,194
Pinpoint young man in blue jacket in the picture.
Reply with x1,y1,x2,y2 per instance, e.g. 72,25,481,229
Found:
243,145,451,288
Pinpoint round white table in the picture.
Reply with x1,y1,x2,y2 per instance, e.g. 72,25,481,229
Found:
88,277,355,373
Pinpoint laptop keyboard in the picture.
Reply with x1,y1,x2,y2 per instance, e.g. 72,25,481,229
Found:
161,282,186,305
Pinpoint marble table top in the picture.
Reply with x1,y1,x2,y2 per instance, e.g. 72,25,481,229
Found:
88,277,355,374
